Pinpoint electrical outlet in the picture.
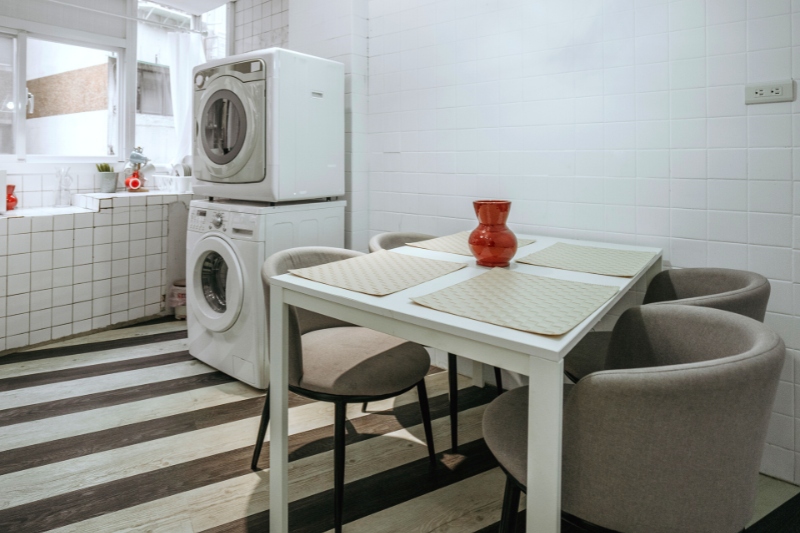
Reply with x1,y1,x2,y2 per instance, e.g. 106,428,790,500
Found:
745,80,795,104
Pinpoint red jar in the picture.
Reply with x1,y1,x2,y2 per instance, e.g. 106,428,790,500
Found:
6,184,17,211
468,200,517,267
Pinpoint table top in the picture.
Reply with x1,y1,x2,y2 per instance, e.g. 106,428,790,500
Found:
270,235,662,362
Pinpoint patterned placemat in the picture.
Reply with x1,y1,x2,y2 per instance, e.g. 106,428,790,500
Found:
411,268,619,336
288,250,466,296
406,231,536,256
516,242,657,278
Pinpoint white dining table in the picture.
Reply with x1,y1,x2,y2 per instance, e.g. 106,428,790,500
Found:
268,234,663,533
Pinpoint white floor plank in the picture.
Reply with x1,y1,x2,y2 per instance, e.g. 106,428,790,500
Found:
20,321,186,352
0,380,261,453
0,339,190,380
0,360,214,411
47,399,486,533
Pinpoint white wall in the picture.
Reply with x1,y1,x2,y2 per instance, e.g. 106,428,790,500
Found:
27,111,108,157
27,39,110,79
367,0,800,483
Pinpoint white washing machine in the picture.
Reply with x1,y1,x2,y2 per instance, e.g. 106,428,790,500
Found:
192,48,345,203
186,199,345,389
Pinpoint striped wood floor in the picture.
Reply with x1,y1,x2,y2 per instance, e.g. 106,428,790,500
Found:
0,320,796,532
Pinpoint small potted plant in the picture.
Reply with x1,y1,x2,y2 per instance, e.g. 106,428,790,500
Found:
96,163,118,193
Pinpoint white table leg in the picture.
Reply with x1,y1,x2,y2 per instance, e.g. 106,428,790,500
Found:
269,286,290,533
526,356,564,533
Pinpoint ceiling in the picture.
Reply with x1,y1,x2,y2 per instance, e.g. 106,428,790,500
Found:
151,0,227,16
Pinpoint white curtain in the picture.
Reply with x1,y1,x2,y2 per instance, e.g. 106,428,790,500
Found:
167,32,206,165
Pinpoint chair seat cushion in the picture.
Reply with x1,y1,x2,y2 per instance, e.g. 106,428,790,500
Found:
298,327,431,397
483,384,572,487
563,331,612,382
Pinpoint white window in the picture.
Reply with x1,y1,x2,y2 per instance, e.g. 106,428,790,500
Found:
0,29,125,162
0,32,15,155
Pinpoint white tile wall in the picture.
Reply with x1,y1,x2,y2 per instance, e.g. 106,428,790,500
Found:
0,193,187,352
234,0,289,54
367,0,800,483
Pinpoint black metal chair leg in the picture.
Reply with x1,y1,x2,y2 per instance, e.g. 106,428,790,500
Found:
333,401,347,533
447,352,459,453
361,402,368,412
251,389,270,471
499,475,521,533
416,380,436,467
494,366,504,395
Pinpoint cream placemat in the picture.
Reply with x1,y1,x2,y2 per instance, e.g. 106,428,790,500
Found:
288,250,466,296
406,231,536,256
411,268,619,336
516,242,656,278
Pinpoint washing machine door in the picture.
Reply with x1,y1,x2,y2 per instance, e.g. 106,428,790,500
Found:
189,235,244,332
195,74,264,183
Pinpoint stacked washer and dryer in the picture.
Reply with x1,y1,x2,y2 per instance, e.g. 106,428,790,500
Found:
187,48,346,389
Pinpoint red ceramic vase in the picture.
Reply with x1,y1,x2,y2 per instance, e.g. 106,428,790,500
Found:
468,200,517,267
6,184,17,211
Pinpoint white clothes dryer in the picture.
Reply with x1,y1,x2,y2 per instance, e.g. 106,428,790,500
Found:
186,199,345,389
192,48,345,203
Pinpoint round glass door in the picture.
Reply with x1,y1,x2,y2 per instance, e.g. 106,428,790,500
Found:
190,236,243,333
201,89,247,165
201,251,228,312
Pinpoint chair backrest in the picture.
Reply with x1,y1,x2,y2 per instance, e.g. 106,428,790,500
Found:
368,232,434,253
562,305,785,533
261,246,363,386
643,268,770,321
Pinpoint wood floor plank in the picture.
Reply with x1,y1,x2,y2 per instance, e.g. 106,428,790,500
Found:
31,382,485,533
0,381,261,453
0,330,188,367
0,339,190,380
25,320,186,351
0,360,214,411
0,392,314,475
0,372,236,427
320,465,509,533
0,351,193,392
0,372,457,512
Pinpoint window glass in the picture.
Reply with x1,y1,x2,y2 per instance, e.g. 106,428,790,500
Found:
202,4,227,61
0,34,15,155
25,38,118,156
137,62,173,116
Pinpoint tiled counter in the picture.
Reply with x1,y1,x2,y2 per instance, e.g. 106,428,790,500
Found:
0,191,192,352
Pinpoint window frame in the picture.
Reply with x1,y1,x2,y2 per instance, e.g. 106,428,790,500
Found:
0,19,132,165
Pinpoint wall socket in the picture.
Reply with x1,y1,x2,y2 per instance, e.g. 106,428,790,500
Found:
745,80,795,104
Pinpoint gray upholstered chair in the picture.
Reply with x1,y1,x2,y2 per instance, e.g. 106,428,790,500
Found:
368,231,505,454
368,232,434,253
251,247,436,533
484,305,785,533
564,268,771,382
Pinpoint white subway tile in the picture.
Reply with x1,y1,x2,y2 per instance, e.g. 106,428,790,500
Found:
749,213,792,246
748,47,792,81
706,22,747,56
708,180,748,210
671,208,707,239
748,15,791,51
670,149,707,178
749,148,793,179
708,117,748,148
669,28,705,60
749,180,794,212
707,54,747,86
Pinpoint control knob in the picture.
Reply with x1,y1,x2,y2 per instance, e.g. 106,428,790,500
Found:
211,213,224,228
